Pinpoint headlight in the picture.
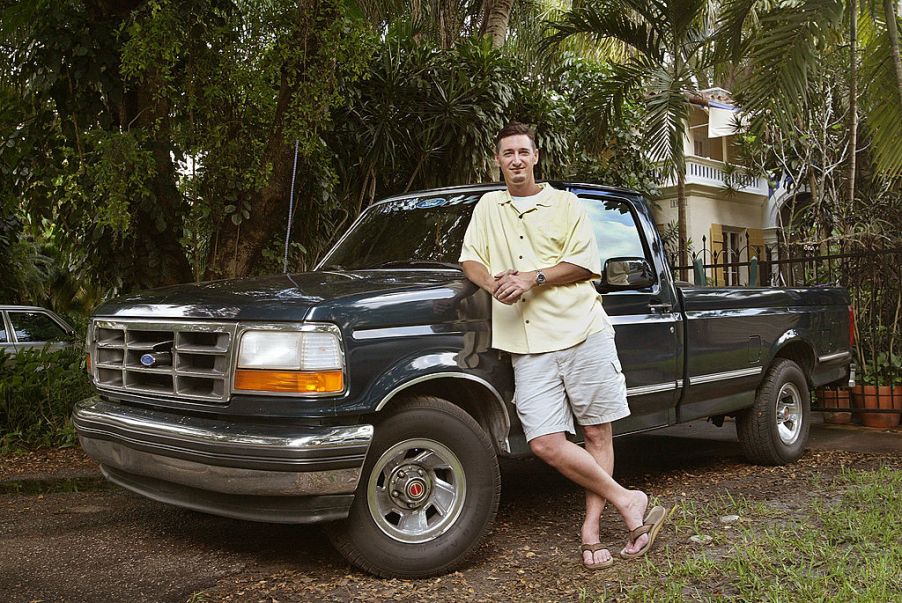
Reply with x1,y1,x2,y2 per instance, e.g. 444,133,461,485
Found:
234,329,344,394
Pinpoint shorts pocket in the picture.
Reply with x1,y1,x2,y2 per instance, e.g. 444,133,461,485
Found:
611,357,623,373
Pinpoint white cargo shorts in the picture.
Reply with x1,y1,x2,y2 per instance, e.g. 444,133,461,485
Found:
511,328,630,442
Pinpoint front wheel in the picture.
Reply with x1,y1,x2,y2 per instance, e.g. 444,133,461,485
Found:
327,395,501,578
737,358,810,465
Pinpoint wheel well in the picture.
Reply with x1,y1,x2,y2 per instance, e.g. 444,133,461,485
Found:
771,341,815,384
377,378,510,453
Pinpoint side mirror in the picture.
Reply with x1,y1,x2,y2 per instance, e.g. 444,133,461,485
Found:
599,257,656,292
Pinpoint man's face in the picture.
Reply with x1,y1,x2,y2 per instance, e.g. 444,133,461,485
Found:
495,134,539,187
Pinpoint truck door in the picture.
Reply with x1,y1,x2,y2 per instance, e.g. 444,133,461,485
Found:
575,194,681,434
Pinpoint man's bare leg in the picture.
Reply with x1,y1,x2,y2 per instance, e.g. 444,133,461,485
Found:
529,432,650,556
580,423,614,566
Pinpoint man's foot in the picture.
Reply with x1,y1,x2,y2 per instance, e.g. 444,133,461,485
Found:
580,543,613,570
620,505,667,560
619,490,650,556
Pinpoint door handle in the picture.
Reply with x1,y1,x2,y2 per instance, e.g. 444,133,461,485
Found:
648,301,672,314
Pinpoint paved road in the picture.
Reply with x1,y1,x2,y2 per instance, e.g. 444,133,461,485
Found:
1,419,898,602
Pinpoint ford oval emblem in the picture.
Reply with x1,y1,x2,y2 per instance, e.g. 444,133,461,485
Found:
416,197,445,209
140,353,156,367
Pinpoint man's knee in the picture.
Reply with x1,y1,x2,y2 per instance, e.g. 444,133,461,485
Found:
529,433,566,464
582,423,613,447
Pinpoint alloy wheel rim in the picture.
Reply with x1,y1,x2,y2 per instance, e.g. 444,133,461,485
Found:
775,382,802,445
367,438,466,543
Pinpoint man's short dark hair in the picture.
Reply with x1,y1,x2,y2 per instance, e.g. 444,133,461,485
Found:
495,121,537,151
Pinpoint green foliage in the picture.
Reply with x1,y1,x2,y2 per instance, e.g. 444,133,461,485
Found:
0,347,94,452
720,0,902,177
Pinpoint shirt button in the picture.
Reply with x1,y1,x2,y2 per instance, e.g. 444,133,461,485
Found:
518,215,523,220
519,235,524,239
521,298,526,303
519,255,523,259
525,319,530,324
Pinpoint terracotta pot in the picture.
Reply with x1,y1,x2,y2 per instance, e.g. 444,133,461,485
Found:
852,385,901,429
816,388,852,424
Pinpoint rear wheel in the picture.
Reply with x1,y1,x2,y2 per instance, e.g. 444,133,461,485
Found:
327,395,500,578
737,358,810,465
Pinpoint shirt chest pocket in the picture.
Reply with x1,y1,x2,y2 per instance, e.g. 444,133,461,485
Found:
528,214,569,262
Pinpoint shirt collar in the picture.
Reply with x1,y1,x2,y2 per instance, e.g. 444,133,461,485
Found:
496,182,553,208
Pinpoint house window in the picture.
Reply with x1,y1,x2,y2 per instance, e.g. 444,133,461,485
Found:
723,229,744,286
694,139,709,158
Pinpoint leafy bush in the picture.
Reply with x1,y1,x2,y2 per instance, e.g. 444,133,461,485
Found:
0,347,94,452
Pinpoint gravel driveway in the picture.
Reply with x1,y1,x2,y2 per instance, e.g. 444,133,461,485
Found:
1,419,899,602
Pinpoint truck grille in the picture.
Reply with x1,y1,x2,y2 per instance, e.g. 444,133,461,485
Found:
90,319,238,403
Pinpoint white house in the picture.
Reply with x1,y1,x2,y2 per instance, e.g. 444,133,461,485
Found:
652,88,778,286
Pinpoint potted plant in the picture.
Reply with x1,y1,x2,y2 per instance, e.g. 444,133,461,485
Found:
852,352,901,429
816,386,852,424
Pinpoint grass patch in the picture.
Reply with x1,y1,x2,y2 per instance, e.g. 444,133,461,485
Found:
589,467,902,602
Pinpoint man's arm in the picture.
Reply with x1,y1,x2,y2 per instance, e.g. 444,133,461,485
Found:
493,263,592,305
461,260,505,295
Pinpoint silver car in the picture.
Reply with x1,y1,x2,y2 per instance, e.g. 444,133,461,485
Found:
0,305,77,358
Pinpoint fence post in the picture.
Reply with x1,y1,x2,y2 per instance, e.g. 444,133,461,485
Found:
694,258,707,286
749,257,758,287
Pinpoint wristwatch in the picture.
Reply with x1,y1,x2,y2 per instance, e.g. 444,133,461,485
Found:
535,270,547,286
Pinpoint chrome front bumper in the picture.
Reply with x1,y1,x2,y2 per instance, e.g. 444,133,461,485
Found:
73,397,374,523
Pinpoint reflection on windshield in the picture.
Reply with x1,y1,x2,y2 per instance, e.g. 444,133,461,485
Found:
321,194,481,270
322,192,647,272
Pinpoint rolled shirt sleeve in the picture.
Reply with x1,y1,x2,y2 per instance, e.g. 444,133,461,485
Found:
559,193,602,278
458,200,490,266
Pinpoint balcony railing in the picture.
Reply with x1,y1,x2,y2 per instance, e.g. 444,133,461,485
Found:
657,156,769,196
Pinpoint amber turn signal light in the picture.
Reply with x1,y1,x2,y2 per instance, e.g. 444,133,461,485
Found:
234,369,344,393
85,353,92,374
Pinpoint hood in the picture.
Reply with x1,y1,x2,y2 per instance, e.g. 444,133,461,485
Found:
94,270,466,322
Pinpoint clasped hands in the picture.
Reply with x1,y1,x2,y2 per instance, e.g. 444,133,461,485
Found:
491,269,536,305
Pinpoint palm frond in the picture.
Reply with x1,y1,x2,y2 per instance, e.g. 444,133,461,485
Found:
733,0,844,130
860,7,902,176
546,3,665,61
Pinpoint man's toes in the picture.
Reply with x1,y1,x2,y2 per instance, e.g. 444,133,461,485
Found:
622,533,649,556
593,548,612,565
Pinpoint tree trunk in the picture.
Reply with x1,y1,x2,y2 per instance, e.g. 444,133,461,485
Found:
849,0,858,206
205,68,297,279
87,0,193,289
204,0,345,280
677,170,688,281
884,0,902,106
485,0,514,48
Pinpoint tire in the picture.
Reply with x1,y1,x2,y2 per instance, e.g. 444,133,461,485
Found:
736,358,810,465
327,395,501,578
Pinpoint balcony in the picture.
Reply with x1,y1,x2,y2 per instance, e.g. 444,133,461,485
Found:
658,156,769,197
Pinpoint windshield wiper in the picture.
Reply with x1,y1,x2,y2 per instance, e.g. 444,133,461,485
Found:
374,260,462,270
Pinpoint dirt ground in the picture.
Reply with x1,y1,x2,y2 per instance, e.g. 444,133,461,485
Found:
1,419,899,603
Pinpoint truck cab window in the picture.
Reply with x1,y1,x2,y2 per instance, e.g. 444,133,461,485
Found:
578,197,648,268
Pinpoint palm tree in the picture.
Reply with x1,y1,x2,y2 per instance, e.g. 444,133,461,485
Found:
718,0,902,178
550,0,718,272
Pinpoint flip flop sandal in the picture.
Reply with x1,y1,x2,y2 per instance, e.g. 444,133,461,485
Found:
620,505,667,560
580,543,614,570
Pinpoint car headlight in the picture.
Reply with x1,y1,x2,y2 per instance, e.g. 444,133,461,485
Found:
234,329,344,394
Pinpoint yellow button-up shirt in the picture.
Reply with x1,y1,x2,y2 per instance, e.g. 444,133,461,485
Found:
459,183,612,354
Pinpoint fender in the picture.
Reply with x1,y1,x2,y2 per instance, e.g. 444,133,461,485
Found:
767,329,816,375
365,350,513,449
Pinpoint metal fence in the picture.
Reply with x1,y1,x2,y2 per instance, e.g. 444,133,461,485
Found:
669,238,902,423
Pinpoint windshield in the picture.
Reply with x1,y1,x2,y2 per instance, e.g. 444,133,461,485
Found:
319,192,483,270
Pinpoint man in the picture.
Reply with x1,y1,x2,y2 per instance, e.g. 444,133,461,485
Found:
459,122,666,569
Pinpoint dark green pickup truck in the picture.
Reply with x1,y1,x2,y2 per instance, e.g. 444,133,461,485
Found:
74,183,853,577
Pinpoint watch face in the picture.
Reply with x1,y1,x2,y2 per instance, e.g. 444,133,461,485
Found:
536,271,546,285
